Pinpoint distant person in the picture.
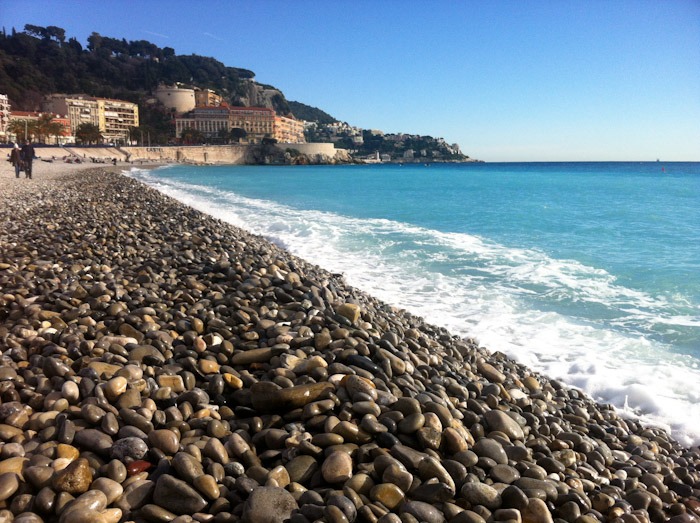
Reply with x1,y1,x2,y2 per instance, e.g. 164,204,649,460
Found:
9,143,22,178
20,140,35,179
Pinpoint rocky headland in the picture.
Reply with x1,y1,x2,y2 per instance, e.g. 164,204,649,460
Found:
0,166,698,523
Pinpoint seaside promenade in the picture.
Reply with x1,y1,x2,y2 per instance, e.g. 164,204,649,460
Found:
0,163,698,523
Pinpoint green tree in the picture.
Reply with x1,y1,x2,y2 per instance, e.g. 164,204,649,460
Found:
75,123,102,144
7,119,32,142
32,113,64,143
180,127,205,145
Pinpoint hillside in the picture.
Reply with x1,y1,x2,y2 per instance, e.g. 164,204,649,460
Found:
0,25,471,159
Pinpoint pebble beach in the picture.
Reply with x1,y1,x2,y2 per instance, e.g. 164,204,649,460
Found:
0,163,698,523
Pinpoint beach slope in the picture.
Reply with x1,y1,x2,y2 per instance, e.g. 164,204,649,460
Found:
0,165,698,523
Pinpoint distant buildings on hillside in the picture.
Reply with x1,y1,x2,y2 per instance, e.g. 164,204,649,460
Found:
1,83,306,145
159,84,305,144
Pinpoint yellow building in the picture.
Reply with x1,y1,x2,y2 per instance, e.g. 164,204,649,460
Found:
195,88,223,107
229,106,275,142
274,115,305,144
97,98,139,143
42,94,138,144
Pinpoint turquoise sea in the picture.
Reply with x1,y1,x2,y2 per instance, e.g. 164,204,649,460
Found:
128,161,700,446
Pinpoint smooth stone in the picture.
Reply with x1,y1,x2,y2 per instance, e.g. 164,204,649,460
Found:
327,494,357,523
336,303,361,324
0,473,20,501
106,460,127,483
62,381,80,403
35,486,57,513
59,508,107,523
158,375,186,393
483,410,525,440
91,477,124,505
400,501,445,523
268,465,291,488
398,413,425,434
56,444,80,461
250,381,335,413
24,466,54,489
193,474,220,500
472,438,508,464
203,437,229,464
112,437,149,461
104,376,128,401
451,510,486,523
515,477,558,501
322,451,353,483
113,479,154,512
53,458,93,494
418,456,455,493
460,482,502,510
490,464,520,484
199,359,220,374
149,429,180,454
242,486,299,523
382,463,413,492
128,345,165,363
521,498,553,523
0,457,28,479
476,360,505,383
501,485,529,510
62,489,108,514
172,451,205,483
153,474,207,515
370,483,405,510
73,429,113,456
325,504,349,523
285,455,319,484
88,362,122,379
140,503,178,522
230,348,273,365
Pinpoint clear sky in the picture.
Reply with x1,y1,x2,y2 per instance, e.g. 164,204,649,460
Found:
2,0,699,161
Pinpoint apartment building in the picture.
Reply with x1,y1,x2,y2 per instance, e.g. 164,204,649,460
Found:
42,94,139,144
97,98,139,143
274,115,305,144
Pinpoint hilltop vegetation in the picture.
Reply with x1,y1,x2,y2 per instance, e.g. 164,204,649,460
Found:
0,25,258,110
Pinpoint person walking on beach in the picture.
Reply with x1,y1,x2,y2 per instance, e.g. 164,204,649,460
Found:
20,140,35,179
9,143,22,178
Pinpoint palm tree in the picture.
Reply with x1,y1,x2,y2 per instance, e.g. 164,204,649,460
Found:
7,119,33,142
34,114,65,143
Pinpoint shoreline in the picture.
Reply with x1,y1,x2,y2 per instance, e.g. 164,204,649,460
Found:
1,163,699,522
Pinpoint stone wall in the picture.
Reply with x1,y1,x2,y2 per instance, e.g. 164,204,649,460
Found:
32,143,348,165
122,145,249,164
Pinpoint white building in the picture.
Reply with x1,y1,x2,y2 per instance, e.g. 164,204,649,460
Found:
0,94,11,143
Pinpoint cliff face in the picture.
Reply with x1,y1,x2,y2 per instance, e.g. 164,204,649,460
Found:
235,80,290,115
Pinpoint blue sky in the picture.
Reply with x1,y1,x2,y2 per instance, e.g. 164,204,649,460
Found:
2,0,699,161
